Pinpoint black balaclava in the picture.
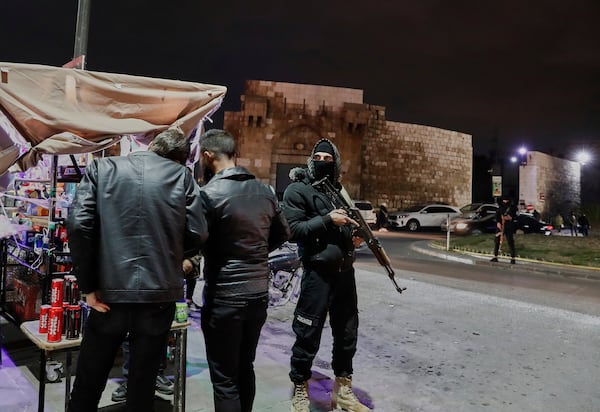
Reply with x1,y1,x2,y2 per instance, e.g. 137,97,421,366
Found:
308,138,341,184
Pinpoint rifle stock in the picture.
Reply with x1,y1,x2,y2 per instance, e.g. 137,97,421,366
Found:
312,177,406,294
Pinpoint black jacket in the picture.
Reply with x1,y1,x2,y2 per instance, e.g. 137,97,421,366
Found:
495,202,518,233
67,152,208,303
200,166,290,303
282,168,354,270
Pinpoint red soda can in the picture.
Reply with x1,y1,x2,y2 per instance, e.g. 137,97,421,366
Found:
50,278,64,307
66,305,81,339
47,306,63,342
59,226,68,243
39,304,51,333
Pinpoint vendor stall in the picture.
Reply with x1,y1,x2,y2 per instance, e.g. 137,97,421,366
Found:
0,61,226,322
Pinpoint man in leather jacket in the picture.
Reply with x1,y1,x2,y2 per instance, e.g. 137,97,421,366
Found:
283,138,371,412
198,129,290,412
67,129,207,411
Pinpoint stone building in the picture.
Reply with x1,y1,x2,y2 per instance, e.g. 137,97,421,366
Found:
223,80,473,210
519,151,581,218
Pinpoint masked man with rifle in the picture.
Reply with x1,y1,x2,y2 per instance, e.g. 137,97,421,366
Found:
283,138,371,412
491,196,518,264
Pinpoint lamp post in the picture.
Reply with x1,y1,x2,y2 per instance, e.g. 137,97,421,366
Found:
503,147,527,204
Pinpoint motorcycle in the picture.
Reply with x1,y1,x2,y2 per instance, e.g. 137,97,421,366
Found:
268,242,302,307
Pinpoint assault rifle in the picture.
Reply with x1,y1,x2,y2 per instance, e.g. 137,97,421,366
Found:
312,177,406,294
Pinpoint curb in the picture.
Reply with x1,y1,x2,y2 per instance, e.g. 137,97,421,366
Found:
410,242,475,265
411,241,600,281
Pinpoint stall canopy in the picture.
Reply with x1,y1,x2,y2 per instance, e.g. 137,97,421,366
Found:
0,62,227,175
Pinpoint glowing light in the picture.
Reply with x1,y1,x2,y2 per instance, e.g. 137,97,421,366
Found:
510,156,518,163
576,151,591,165
518,147,527,155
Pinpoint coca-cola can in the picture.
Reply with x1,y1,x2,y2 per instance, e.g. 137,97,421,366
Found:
47,306,63,342
39,304,51,333
50,278,64,307
66,305,81,339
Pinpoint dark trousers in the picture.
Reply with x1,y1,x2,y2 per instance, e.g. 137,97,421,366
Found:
68,302,175,412
493,229,516,258
185,276,197,301
121,336,169,377
201,297,268,412
289,265,359,383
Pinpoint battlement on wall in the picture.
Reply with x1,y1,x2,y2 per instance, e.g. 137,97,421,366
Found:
243,80,364,116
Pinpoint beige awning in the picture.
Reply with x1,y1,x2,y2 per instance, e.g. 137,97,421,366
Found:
0,62,227,174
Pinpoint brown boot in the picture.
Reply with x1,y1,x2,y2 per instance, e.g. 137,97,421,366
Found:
291,381,310,412
331,376,371,412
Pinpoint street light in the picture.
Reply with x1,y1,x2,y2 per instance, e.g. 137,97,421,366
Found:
518,146,527,165
576,150,591,165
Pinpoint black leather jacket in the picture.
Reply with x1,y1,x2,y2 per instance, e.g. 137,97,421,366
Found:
282,168,354,271
200,166,290,303
66,152,208,303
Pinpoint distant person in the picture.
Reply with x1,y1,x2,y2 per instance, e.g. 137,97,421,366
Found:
376,203,389,232
554,213,564,233
67,129,207,411
578,214,591,237
491,196,518,264
198,129,290,412
569,211,578,237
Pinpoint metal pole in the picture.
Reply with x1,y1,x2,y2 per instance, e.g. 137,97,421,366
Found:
73,0,92,66
446,214,450,250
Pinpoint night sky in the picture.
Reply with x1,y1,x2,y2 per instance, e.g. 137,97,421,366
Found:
2,0,600,160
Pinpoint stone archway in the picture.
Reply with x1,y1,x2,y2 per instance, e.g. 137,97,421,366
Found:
270,125,321,199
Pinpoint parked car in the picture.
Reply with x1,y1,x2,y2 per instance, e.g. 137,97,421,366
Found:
354,200,376,226
458,202,499,219
442,203,499,235
515,213,554,235
388,204,462,231
442,212,498,235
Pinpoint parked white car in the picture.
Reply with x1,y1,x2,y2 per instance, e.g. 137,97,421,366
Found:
388,204,462,231
353,200,376,226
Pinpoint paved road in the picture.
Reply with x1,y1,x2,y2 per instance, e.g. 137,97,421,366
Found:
264,260,600,412
357,231,600,317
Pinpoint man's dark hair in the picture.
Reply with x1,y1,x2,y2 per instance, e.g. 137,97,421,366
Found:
149,129,190,164
200,129,237,159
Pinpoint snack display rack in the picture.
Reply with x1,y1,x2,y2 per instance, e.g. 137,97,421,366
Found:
0,154,84,324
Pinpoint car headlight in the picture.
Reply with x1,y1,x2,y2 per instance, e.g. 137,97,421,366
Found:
456,223,468,230
398,214,409,218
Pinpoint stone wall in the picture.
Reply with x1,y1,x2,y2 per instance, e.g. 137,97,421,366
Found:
224,80,473,209
363,119,472,210
519,151,581,219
